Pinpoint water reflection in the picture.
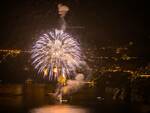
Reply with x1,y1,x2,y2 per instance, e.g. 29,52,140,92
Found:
0,96,23,108
24,84,48,108
30,104,90,113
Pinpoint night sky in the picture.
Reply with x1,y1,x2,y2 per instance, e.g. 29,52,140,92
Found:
0,0,147,83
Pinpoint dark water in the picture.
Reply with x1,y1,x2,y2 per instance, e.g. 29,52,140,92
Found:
0,84,148,113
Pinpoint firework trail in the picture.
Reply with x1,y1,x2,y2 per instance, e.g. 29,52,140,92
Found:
31,29,83,80
57,4,69,31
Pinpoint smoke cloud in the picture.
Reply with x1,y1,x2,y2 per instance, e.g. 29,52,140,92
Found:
59,73,85,95
57,4,69,31
57,4,69,17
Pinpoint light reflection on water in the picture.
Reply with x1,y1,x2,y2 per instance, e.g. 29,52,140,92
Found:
0,84,133,113
30,104,90,113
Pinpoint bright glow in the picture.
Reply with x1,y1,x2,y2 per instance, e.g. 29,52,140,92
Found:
43,68,48,76
0,49,21,54
140,75,150,78
31,29,82,80
53,67,58,73
30,105,89,113
0,49,21,63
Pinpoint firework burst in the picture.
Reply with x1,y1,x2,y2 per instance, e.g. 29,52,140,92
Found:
31,29,82,80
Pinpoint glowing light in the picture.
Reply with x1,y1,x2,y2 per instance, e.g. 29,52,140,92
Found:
31,29,83,80
0,49,21,55
140,75,150,78
43,68,48,76
30,105,89,113
58,75,66,85
0,49,22,63
53,67,58,73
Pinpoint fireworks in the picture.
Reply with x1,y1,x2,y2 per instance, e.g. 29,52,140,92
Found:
31,29,82,80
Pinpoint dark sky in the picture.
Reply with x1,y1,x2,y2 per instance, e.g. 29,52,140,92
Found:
0,0,146,47
0,0,147,82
